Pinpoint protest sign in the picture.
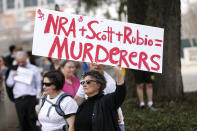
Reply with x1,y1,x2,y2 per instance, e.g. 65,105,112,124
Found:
32,8,164,73
14,67,34,85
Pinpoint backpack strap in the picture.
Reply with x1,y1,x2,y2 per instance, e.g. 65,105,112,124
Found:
40,94,48,109
55,93,72,117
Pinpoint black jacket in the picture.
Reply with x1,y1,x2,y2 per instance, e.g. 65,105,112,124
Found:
76,83,126,131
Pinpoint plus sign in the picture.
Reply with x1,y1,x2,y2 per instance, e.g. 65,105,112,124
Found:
116,31,123,41
79,26,87,37
103,26,115,43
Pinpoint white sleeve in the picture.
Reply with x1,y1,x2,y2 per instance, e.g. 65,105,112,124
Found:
60,97,78,115
75,85,86,98
34,67,42,99
104,82,116,94
6,70,15,87
103,72,116,94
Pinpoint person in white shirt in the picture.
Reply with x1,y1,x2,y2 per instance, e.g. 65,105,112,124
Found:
6,51,42,131
38,70,78,131
75,63,125,131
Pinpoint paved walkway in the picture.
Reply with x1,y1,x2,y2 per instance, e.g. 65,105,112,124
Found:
181,64,197,92
0,86,18,131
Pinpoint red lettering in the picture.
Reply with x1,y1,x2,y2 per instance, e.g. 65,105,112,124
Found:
86,20,99,39
137,30,144,45
57,17,68,35
70,41,82,60
132,37,136,44
128,52,137,66
119,50,129,68
57,18,76,37
68,18,76,38
138,52,150,71
150,55,160,71
123,26,132,44
109,47,120,64
44,14,59,34
96,32,101,41
95,45,109,63
148,39,153,46
48,36,69,59
82,43,94,62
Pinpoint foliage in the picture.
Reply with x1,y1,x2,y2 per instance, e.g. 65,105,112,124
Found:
76,0,127,20
122,91,197,131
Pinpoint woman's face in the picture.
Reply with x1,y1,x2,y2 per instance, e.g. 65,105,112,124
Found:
43,77,56,95
61,62,76,77
82,76,100,97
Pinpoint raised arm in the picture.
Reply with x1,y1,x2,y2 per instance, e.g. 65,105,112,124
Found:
113,66,124,85
104,66,126,110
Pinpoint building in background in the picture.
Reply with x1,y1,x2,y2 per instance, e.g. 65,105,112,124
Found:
0,0,78,56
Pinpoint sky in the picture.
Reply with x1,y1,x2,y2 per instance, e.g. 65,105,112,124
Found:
181,0,197,14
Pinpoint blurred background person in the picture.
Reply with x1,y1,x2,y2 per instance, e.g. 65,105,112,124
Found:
5,45,16,68
27,51,37,66
134,70,155,109
0,56,8,99
40,57,52,75
50,58,61,71
60,60,80,98
6,51,42,131
0,56,8,78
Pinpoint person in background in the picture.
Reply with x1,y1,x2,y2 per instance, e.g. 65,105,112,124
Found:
74,66,126,131
0,56,8,77
50,58,61,71
134,70,155,109
75,63,125,131
60,60,80,98
5,45,16,68
27,51,37,66
6,51,42,131
55,4,60,11
0,56,8,95
40,57,52,75
0,56,8,131
38,70,77,131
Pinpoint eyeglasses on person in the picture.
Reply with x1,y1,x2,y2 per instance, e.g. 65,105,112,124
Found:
80,80,97,85
42,82,54,87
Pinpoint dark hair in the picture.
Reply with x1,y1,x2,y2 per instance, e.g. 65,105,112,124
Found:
55,4,60,11
60,60,75,68
0,56,7,66
9,45,16,53
43,70,65,91
82,70,106,92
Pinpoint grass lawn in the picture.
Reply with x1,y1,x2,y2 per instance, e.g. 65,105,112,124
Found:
122,91,197,131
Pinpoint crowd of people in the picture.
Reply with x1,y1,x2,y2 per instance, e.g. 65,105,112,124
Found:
0,44,155,131
0,44,128,131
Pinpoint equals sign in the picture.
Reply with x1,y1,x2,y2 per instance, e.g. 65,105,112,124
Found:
154,39,163,47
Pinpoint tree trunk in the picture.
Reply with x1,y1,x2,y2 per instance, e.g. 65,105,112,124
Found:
126,0,183,100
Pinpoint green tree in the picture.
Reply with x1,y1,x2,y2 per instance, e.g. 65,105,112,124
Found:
126,0,183,100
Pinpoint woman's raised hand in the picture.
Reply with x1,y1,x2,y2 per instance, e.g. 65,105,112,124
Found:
113,65,124,85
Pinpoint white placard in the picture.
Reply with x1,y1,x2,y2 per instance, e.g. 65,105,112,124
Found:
32,8,164,73
14,67,34,85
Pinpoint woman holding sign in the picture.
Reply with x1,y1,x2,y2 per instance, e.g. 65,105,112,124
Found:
74,66,126,131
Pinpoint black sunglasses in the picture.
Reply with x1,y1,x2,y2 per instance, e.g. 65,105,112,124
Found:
80,80,97,85
42,82,54,87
